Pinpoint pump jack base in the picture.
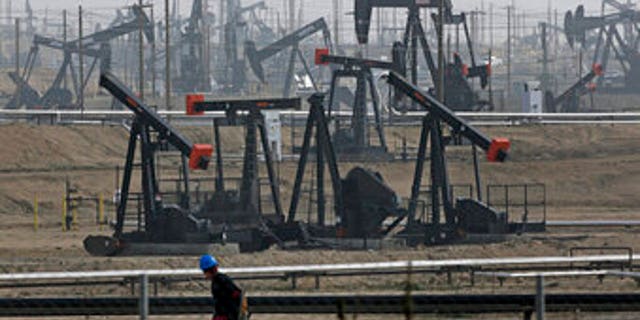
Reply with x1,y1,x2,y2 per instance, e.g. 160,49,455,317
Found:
83,235,239,256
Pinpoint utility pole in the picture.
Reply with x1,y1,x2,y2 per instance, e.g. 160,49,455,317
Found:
138,0,144,102
165,0,171,110
332,0,339,48
63,10,67,91
0,1,3,64
14,17,19,108
541,22,549,93
78,4,84,111
554,8,559,93
481,0,485,46
522,12,526,40
506,4,512,104
513,7,517,40
289,0,294,32
151,5,156,99
376,7,382,48
437,0,445,102
14,17,19,76
455,18,459,53
489,2,493,50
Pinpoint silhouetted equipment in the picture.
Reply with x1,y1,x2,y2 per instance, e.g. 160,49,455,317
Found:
564,3,640,92
287,93,406,241
341,167,404,238
354,0,491,111
219,0,270,93
175,0,210,93
7,5,154,109
187,95,301,252
315,43,406,159
84,72,212,256
245,18,332,97
384,71,528,244
355,0,452,45
544,64,603,112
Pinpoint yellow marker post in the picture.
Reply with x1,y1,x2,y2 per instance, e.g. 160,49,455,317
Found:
33,195,38,232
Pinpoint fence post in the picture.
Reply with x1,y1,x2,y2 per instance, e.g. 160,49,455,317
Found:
72,201,78,230
139,274,149,320
404,261,413,320
61,196,67,232
535,275,545,320
99,193,104,231
33,195,38,231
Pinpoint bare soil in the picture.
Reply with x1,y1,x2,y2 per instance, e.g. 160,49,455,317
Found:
1,123,640,317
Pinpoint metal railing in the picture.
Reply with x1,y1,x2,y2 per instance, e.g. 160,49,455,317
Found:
2,257,640,319
4,109,640,126
487,183,547,225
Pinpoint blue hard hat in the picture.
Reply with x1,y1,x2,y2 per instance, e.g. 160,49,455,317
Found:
199,254,218,271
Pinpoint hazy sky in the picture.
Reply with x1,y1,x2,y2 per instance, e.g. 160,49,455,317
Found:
14,0,619,16
6,0,626,43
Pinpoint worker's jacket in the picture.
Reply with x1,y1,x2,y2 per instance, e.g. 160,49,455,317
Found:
211,272,242,320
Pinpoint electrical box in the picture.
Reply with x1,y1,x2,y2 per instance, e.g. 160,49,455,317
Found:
521,81,542,113
262,111,282,161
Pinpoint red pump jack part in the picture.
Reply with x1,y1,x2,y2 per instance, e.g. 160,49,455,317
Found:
487,138,510,162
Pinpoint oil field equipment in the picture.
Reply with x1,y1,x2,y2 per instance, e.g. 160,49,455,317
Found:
216,0,273,93
84,72,212,256
7,5,154,109
354,0,491,111
314,43,405,159
245,17,332,97
544,64,604,112
564,3,640,92
186,95,302,252
383,71,543,244
175,0,210,93
287,93,406,245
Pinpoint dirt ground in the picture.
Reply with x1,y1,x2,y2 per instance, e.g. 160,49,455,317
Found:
1,122,640,319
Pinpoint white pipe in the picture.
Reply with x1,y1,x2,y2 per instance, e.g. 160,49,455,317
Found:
0,254,634,281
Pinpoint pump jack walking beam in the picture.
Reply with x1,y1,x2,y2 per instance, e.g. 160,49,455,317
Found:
100,72,212,238
245,18,332,97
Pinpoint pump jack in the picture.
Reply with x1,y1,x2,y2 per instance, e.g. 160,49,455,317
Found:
7,5,154,109
314,43,406,159
544,64,604,112
84,72,212,256
245,18,332,97
216,0,273,93
186,95,302,252
355,0,491,111
175,0,210,93
383,71,538,244
565,3,640,92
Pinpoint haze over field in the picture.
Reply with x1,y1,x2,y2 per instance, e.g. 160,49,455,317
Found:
14,0,622,17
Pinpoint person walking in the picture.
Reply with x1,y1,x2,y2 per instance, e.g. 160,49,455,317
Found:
200,254,246,320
